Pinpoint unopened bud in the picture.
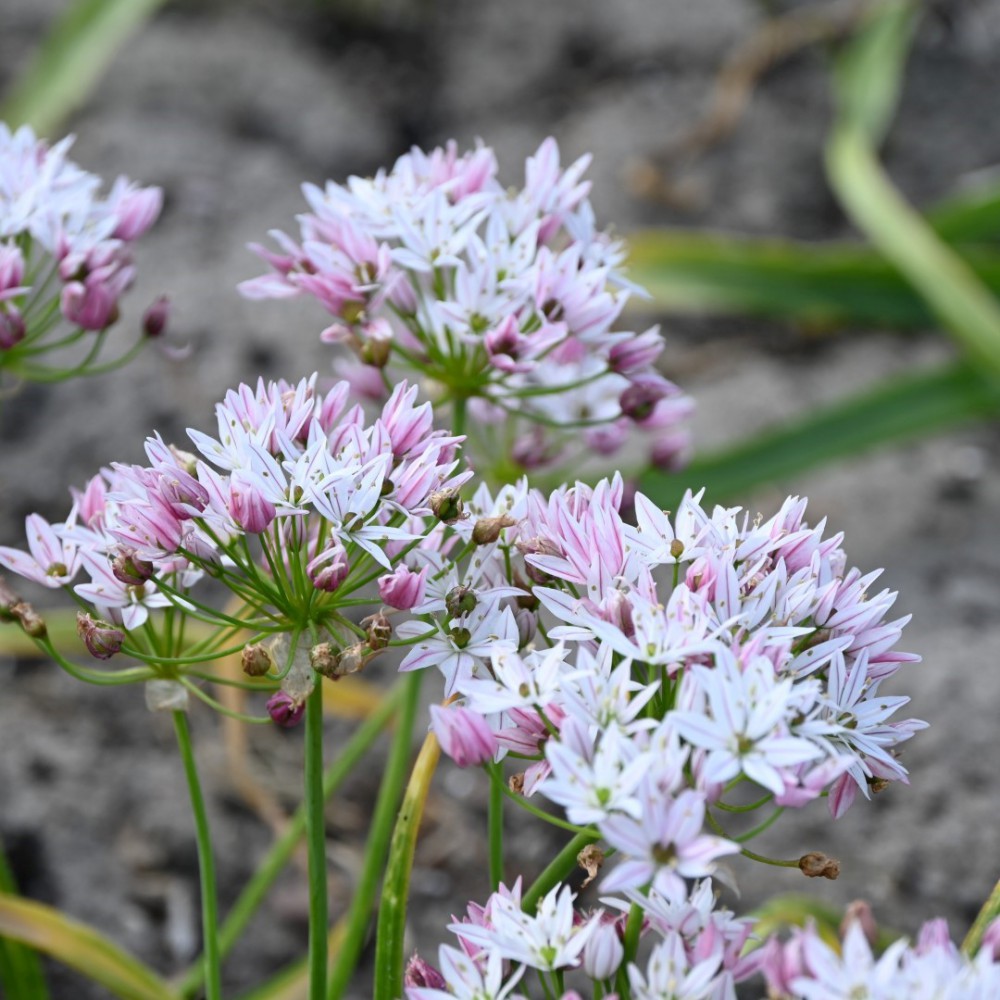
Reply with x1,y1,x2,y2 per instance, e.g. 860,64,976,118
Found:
142,295,170,338
445,585,477,619
429,487,464,525
242,642,275,677
361,612,392,651
471,514,517,546
404,953,446,989
0,308,26,350
266,691,305,728
309,642,342,680
76,612,124,660
799,852,840,880
112,550,155,586
12,602,46,638
841,900,877,946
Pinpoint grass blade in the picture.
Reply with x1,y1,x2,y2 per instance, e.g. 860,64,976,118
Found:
640,361,1000,508
1,0,166,135
0,843,48,1000
826,1,1000,376
0,895,175,1000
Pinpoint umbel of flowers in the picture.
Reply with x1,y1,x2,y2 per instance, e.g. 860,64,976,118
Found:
0,124,164,384
0,374,469,704
240,138,692,485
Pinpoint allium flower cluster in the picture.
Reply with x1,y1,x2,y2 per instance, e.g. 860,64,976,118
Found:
0,375,468,708
405,879,760,999
0,124,162,366
240,138,692,481
416,476,923,912
761,917,1000,999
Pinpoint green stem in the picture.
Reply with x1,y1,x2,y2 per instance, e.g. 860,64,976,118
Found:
452,396,467,438
521,831,598,915
487,762,504,892
327,671,423,1000
372,681,437,1000
615,901,643,997
962,875,1000,956
305,682,328,1000
172,711,222,1000
177,685,401,999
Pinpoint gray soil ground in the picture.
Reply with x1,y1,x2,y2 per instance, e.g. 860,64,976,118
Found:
2,0,1000,996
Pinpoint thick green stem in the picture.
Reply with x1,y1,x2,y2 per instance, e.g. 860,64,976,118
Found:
177,684,401,999
521,831,598,915
962,875,1000,956
173,711,222,1000
328,670,423,1000
373,684,438,1000
305,682,328,1000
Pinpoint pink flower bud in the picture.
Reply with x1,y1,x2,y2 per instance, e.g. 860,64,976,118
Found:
0,244,25,294
76,612,125,660
307,541,349,592
142,295,170,338
266,691,305,727
430,704,497,768
111,184,163,240
0,308,25,349
378,564,427,610
403,953,446,989
619,374,671,424
229,471,276,534
112,549,155,586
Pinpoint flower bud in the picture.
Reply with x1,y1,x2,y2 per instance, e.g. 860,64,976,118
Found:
242,642,275,677
309,642,342,680
361,611,392,651
378,564,427,610
471,514,517,546
582,914,624,980
307,541,349,592
229,472,276,534
619,374,669,423
798,851,840,879
428,487,464,525
142,295,170,338
445,585,477,619
266,691,305,728
514,607,536,647
841,900,878,948
430,704,497,767
0,308,26,350
112,549,155,586
404,953,446,989
76,612,124,660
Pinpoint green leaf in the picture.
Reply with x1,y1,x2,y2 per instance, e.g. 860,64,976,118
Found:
748,894,900,953
1,0,167,136
641,361,1000,508
831,0,919,145
928,180,1000,244
626,230,936,329
0,895,175,1000
0,844,48,1000
827,1,1000,376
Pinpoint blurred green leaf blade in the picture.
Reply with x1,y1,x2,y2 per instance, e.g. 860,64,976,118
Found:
1,0,167,136
641,361,1000,508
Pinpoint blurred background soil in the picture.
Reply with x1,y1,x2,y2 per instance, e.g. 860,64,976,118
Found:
2,0,1000,995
